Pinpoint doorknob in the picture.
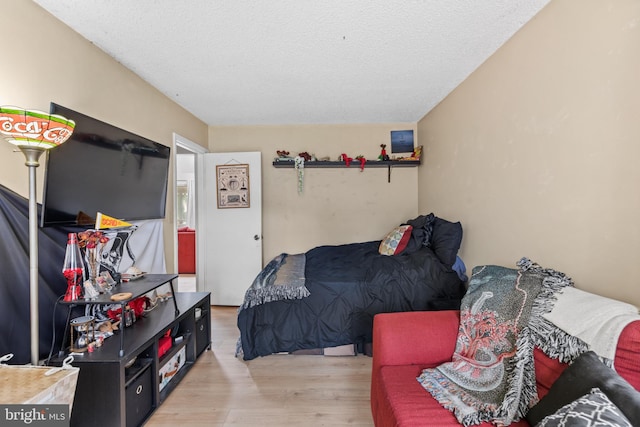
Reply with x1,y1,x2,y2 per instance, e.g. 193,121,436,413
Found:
254,234,260,241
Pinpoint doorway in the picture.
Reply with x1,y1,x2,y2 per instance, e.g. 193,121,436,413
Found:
173,133,208,292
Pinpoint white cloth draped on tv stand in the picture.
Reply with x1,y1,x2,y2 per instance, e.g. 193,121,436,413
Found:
97,219,166,275
119,219,167,274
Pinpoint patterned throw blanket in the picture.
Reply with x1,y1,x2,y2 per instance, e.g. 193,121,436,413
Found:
418,258,573,426
239,253,309,310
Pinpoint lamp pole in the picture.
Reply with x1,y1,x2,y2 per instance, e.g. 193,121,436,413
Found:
22,147,46,365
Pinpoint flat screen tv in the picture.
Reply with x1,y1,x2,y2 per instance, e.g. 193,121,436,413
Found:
41,103,171,227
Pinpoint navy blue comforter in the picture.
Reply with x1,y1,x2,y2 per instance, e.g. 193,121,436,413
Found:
237,239,466,360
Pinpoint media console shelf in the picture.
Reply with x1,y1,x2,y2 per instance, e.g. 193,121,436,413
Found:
61,274,181,357
55,274,211,427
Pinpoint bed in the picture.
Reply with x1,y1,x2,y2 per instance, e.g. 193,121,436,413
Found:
236,214,467,360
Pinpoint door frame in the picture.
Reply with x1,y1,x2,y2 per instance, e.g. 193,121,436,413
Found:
172,133,208,291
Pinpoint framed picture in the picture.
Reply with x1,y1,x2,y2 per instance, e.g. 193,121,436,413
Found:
216,164,250,209
391,130,415,154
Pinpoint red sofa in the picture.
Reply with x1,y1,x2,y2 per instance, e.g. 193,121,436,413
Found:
371,310,640,426
177,226,196,274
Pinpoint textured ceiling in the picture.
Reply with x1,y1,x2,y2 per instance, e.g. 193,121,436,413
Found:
33,0,550,126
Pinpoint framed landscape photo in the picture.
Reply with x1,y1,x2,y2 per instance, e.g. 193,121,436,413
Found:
216,164,250,209
391,130,415,154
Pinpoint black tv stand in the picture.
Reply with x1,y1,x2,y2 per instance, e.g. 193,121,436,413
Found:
56,275,211,427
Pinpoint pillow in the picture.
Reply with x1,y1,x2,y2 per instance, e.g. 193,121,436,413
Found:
402,213,435,254
378,225,413,256
430,217,463,267
536,388,632,427
526,351,640,426
451,256,468,282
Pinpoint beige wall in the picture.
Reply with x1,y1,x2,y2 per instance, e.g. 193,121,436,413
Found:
418,0,640,306
2,2,418,278
11,0,637,308
0,1,209,271
209,124,419,262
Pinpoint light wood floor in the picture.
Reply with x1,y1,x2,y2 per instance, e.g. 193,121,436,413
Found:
145,305,375,426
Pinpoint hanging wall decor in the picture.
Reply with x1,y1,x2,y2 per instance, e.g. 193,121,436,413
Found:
294,156,304,194
216,164,250,208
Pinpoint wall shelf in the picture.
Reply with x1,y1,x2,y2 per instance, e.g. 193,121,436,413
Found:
272,159,420,168
272,159,420,182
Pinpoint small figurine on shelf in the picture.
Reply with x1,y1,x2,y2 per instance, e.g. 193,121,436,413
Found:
276,150,292,161
378,144,390,161
340,153,353,167
405,145,423,161
297,151,312,161
355,155,366,171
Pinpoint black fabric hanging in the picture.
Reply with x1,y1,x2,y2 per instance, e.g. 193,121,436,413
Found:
0,183,82,364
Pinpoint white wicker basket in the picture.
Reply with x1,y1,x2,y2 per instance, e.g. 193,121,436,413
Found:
0,355,79,411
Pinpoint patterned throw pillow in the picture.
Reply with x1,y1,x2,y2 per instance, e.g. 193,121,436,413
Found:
526,351,640,426
378,225,413,256
536,388,632,427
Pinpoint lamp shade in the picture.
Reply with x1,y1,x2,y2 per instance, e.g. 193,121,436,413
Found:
0,106,75,150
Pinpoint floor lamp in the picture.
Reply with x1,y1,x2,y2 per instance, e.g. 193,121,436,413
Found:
0,106,75,365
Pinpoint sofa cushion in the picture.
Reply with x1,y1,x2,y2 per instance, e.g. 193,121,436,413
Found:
613,320,640,390
536,388,632,427
377,365,529,427
533,347,569,396
526,351,640,426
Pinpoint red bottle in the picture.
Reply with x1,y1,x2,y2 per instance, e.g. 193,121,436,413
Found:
62,233,85,302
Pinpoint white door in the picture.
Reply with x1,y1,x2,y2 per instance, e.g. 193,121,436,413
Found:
200,152,262,305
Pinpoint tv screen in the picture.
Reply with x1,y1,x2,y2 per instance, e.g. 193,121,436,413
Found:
41,103,171,227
